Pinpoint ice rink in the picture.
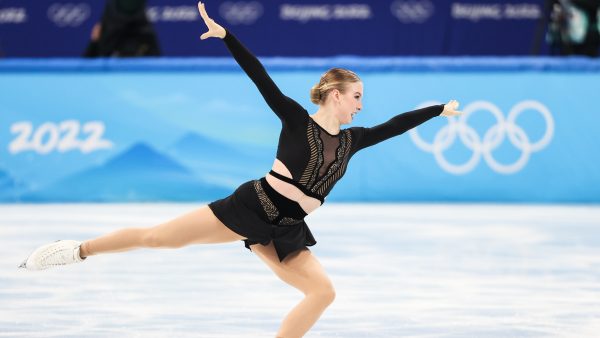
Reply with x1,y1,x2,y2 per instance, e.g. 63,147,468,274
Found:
1,203,599,337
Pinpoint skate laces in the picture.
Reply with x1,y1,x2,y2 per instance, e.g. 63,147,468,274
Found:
39,242,81,267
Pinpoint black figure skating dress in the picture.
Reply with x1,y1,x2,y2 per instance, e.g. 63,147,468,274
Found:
208,30,444,262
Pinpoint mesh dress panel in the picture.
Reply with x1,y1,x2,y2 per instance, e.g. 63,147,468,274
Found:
317,131,341,178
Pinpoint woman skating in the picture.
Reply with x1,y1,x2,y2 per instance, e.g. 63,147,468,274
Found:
20,2,461,337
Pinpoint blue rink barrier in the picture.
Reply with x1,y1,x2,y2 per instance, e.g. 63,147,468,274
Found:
1,57,599,203
3,57,600,72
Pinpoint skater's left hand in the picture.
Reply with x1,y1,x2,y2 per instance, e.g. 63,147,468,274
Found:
441,100,462,117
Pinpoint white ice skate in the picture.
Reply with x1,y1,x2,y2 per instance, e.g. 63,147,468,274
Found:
19,240,86,270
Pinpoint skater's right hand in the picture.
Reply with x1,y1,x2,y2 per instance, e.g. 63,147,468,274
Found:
198,1,226,40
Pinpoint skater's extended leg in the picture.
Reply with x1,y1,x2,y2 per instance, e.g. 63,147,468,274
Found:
80,206,244,257
20,206,244,270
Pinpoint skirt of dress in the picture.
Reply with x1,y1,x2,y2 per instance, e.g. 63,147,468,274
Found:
208,177,316,262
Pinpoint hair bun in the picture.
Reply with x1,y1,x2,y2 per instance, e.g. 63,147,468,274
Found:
309,68,361,106
310,84,321,105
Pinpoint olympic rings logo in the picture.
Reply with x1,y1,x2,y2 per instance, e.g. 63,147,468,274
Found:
47,3,90,27
390,0,434,23
219,1,263,25
409,100,554,175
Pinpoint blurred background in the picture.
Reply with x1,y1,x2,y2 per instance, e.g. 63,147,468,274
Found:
0,0,599,203
1,0,600,57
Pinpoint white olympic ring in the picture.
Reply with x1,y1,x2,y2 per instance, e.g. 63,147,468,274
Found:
219,1,263,25
409,100,554,175
390,0,434,23
47,3,90,27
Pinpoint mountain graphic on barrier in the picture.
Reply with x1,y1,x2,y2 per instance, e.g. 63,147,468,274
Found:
166,131,273,186
23,142,231,202
0,168,20,201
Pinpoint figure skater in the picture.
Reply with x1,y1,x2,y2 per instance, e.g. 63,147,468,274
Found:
20,2,462,337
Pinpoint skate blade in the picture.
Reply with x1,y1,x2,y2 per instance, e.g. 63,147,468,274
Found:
18,258,28,269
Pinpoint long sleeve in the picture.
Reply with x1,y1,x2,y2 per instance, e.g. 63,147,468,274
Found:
222,29,306,126
351,104,444,153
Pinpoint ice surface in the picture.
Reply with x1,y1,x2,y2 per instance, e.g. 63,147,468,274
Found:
1,203,599,337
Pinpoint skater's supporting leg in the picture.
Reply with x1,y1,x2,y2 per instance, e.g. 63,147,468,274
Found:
251,241,335,337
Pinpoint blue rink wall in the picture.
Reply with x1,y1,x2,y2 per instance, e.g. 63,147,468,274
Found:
0,58,599,203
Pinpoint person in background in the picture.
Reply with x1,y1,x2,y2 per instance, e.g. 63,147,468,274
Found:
84,0,160,57
547,0,600,56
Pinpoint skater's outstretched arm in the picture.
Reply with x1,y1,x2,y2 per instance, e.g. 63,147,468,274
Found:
197,1,306,127
352,100,461,152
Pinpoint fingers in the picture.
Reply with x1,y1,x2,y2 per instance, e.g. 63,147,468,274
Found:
197,1,209,20
442,100,462,117
445,100,461,115
451,100,461,115
198,1,213,40
447,99,460,110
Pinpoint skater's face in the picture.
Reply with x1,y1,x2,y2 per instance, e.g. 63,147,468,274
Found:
333,81,363,125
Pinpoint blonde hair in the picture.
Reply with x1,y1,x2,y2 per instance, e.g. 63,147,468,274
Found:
310,68,361,105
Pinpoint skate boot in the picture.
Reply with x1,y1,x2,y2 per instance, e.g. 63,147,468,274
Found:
19,240,86,270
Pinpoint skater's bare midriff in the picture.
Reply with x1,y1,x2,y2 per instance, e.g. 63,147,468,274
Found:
267,159,322,215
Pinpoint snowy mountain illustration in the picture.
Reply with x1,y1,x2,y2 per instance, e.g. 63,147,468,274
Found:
23,143,231,202
0,168,21,201
166,131,274,187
